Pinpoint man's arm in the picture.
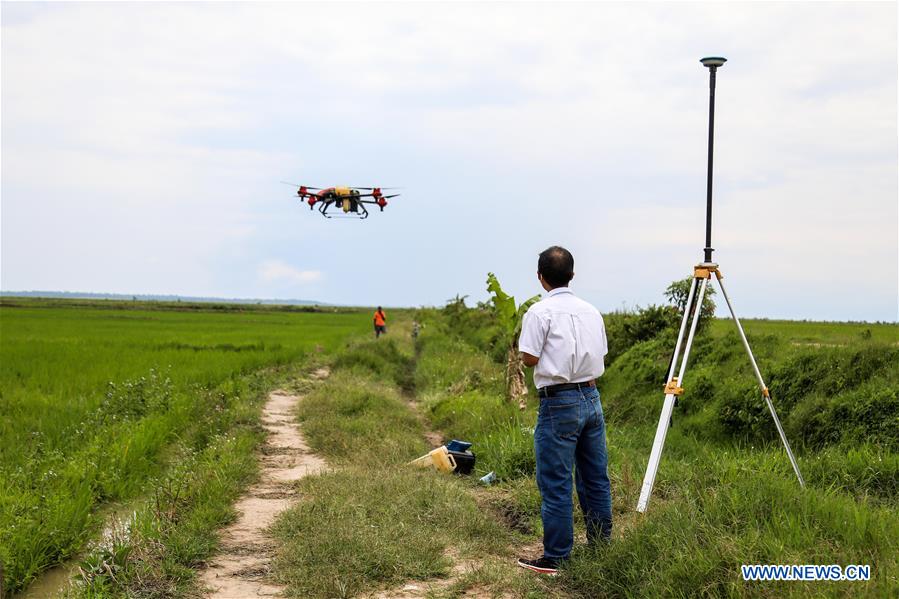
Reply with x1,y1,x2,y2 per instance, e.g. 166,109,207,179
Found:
518,310,546,369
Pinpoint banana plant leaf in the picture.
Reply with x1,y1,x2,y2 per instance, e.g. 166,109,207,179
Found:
486,272,540,337
513,294,541,338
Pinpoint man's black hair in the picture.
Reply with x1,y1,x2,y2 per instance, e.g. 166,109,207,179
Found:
538,246,574,288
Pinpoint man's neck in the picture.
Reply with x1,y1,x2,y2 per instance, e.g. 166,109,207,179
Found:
547,286,572,296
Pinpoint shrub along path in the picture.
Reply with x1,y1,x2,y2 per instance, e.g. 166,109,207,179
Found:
200,369,330,597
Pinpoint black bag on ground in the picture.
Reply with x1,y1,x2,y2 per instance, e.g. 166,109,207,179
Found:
449,449,476,475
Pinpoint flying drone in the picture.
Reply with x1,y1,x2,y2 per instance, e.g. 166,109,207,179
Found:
282,182,401,219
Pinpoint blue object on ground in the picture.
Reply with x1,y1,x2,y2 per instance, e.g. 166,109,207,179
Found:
479,471,496,485
445,439,472,452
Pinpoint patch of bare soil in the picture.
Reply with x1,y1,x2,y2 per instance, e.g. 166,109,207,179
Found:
200,369,329,598
423,429,445,448
368,549,497,599
403,396,445,449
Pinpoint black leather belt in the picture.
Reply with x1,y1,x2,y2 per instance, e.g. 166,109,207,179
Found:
538,380,596,398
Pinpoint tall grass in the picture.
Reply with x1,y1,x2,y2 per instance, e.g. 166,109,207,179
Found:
271,466,511,599
563,469,899,597
66,404,265,598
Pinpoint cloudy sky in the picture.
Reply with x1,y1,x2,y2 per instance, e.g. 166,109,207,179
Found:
2,2,896,321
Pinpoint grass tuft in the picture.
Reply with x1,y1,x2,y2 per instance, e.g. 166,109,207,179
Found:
296,370,428,466
271,467,511,599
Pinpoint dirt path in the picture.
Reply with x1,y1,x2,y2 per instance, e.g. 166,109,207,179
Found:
369,551,483,599
403,394,445,449
200,369,329,598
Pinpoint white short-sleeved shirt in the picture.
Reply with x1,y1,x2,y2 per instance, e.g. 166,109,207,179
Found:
518,287,608,389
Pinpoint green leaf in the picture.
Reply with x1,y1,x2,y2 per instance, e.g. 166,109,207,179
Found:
486,272,516,326
513,295,542,338
486,273,541,338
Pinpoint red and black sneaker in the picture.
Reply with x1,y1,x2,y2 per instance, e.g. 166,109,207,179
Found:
517,556,560,576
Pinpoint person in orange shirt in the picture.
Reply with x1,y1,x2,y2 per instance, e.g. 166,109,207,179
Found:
373,306,387,338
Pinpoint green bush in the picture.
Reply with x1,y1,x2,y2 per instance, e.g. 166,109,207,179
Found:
768,345,898,411
716,344,899,448
664,276,716,329
598,334,676,424
678,366,716,417
440,296,507,360
414,334,503,397
715,380,778,442
786,383,899,451
604,306,679,365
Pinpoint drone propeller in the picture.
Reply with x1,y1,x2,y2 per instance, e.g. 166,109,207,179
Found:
357,193,401,202
350,186,403,190
280,181,322,190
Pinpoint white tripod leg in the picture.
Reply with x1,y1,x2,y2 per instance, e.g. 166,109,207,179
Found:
714,273,805,487
637,277,709,512
665,276,699,384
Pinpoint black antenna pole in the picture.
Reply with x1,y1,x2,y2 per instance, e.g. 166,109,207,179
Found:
700,56,726,263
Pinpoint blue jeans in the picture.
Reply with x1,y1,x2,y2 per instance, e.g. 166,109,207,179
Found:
535,386,612,560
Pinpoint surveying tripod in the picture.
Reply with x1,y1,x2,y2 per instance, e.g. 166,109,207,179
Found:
635,262,805,512
635,57,805,512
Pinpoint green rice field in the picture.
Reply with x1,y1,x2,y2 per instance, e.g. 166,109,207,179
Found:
0,298,367,595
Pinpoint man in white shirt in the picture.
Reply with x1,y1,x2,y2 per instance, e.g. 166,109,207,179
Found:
516,246,612,576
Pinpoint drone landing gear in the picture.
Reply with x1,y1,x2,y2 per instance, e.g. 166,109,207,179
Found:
319,201,369,219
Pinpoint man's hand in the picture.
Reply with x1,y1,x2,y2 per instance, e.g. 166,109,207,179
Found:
521,352,539,368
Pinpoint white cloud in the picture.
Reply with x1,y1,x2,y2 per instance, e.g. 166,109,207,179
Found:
257,260,321,285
